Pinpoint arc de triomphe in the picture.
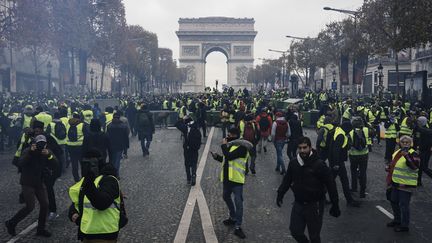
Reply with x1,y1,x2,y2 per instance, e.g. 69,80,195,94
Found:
176,17,257,92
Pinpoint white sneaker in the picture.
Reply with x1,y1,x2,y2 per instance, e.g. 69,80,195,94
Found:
48,212,59,221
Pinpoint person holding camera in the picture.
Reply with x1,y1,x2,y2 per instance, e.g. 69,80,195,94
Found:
5,135,58,237
276,136,340,243
68,149,126,242
211,127,251,239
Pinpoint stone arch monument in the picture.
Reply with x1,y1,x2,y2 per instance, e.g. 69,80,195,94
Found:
176,17,257,92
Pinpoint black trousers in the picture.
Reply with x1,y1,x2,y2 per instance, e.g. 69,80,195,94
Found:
419,149,432,183
385,138,397,163
287,139,299,161
9,184,48,231
44,176,57,213
349,154,368,193
331,162,354,203
184,149,198,181
67,145,82,182
290,200,325,243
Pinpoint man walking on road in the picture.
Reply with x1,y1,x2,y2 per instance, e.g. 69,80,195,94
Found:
175,116,202,186
135,104,155,157
276,136,340,243
211,127,251,239
107,112,129,178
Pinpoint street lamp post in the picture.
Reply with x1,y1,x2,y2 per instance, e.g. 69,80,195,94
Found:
324,6,360,97
268,49,288,88
47,61,52,97
377,63,384,99
332,70,339,93
90,68,94,95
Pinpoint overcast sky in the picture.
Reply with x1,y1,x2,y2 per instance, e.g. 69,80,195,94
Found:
123,0,363,87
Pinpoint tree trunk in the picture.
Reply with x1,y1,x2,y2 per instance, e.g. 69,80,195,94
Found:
100,62,106,92
395,51,400,100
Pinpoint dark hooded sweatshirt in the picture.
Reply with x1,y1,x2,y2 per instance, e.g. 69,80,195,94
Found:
278,150,339,204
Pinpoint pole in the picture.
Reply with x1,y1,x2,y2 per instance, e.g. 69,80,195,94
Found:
48,72,51,97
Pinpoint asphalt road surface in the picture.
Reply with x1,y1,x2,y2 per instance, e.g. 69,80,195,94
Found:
1,127,431,242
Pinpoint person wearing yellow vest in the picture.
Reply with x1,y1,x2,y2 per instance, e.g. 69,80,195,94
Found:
328,125,361,207
348,117,371,198
82,106,94,125
220,104,230,138
384,115,399,164
67,113,86,182
385,135,419,232
315,116,335,161
210,127,251,239
33,106,53,132
104,107,114,132
22,105,34,129
399,116,413,137
68,149,125,242
5,134,58,238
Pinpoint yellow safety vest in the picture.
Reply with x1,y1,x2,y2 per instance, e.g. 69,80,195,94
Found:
391,148,418,186
178,106,186,119
67,123,84,146
162,100,169,110
319,123,334,148
333,127,348,149
34,112,53,131
349,127,371,156
68,175,121,234
48,122,67,145
22,114,33,129
220,145,249,184
82,110,94,125
385,122,398,139
105,113,113,130
399,117,412,136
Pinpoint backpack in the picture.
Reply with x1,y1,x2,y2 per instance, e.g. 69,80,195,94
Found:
54,121,67,140
137,113,150,127
259,115,270,130
68,125,78,142
275,120,288,140
352,129,367,150
243,122,256,143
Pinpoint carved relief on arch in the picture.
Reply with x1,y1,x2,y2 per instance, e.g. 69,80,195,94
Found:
202,43,231,58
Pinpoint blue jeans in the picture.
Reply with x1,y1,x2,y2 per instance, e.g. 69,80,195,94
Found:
274,140,286,172
223,183,243,227
110,150,123,177
390,188,412,227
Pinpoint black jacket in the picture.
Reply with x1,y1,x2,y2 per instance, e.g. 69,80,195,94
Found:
415,125,432,152
175,120,202,151
107,119,129,151
277,150,338,204
135,109,155,135
68,164,120,240
328,133,348,166
18,148,58,187
214,142,248,186
288,118,303,141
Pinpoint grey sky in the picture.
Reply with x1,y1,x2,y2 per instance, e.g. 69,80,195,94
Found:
123,0,363,87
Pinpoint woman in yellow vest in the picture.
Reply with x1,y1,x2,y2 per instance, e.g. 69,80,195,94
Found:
385,135,419,232
68,149,125,242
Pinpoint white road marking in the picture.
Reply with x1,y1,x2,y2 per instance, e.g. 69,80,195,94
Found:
6,221,38,243
174,127,218,243
376,205,394,219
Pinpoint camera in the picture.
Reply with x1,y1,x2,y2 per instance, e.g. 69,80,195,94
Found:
35,141,46,152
